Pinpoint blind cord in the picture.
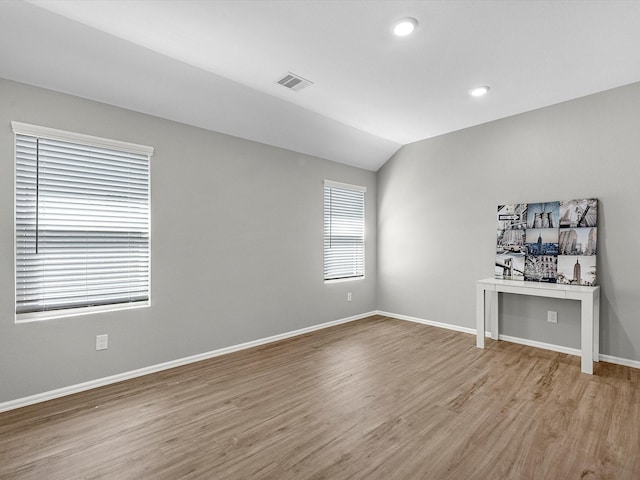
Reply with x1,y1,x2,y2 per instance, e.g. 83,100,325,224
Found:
35,137,40,255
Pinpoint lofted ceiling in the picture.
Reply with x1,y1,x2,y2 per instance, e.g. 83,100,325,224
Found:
1,0,640,171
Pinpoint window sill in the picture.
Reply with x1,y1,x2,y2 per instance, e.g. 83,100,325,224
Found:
324,276,365,284
15,301,150,323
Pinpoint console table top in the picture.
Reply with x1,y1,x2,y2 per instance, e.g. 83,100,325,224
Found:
478,277,599,294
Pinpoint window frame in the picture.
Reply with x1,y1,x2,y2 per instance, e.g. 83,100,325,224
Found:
323,179,366,283
12,121,154,322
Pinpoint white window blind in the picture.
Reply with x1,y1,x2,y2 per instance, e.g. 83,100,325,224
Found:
13,122,153,319
324,180,366,281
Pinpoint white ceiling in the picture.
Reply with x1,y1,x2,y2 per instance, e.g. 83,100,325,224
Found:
2,1,640,171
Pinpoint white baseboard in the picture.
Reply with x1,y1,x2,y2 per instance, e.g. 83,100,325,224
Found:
599,354,640,370
3,310,638,413
497,334,581,357
0,311,376,414
499,335,640,369
377,310,640,370
375,310,477,335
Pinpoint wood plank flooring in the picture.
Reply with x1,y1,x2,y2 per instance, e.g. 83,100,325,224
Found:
1,315,638,479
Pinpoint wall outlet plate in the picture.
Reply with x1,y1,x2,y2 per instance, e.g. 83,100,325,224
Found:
547,311,558,323
96,334,109,350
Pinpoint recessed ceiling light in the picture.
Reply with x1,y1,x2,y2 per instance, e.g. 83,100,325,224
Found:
470,86,491,97
393,17,418,37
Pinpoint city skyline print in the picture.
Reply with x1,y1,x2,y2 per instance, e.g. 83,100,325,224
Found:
495,204,527,280
560,198,598,228
557,199,598,285
495,198,597,285
558,227,597,256
557,255,596,286
526,202,560,229
525,255,558,283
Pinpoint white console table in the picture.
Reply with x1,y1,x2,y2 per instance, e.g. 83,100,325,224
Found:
476,278,600,374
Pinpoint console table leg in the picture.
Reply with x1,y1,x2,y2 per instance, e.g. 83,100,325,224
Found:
593,289,600,363
489,290,499,340
476,284,485,348
581,297,594,374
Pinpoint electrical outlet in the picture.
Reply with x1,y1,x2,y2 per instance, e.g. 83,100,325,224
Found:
547,311,558,323
96,334,109,350
347,292,352,302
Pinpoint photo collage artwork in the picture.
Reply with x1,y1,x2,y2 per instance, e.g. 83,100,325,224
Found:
495,198,597,285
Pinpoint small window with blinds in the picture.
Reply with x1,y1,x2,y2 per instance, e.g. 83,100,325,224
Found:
324,180,366,281
12,122,153,321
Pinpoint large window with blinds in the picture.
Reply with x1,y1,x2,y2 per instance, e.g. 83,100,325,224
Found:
13,122,153,321
323,180,366,281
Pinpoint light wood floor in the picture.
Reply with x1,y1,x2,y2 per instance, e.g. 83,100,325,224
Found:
1,315,638,479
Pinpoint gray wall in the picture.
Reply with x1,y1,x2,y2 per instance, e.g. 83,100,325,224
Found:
378,81,640,362
3,76,639,405
0,79,377,403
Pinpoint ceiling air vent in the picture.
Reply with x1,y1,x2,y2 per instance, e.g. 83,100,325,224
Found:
276,72,313,92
